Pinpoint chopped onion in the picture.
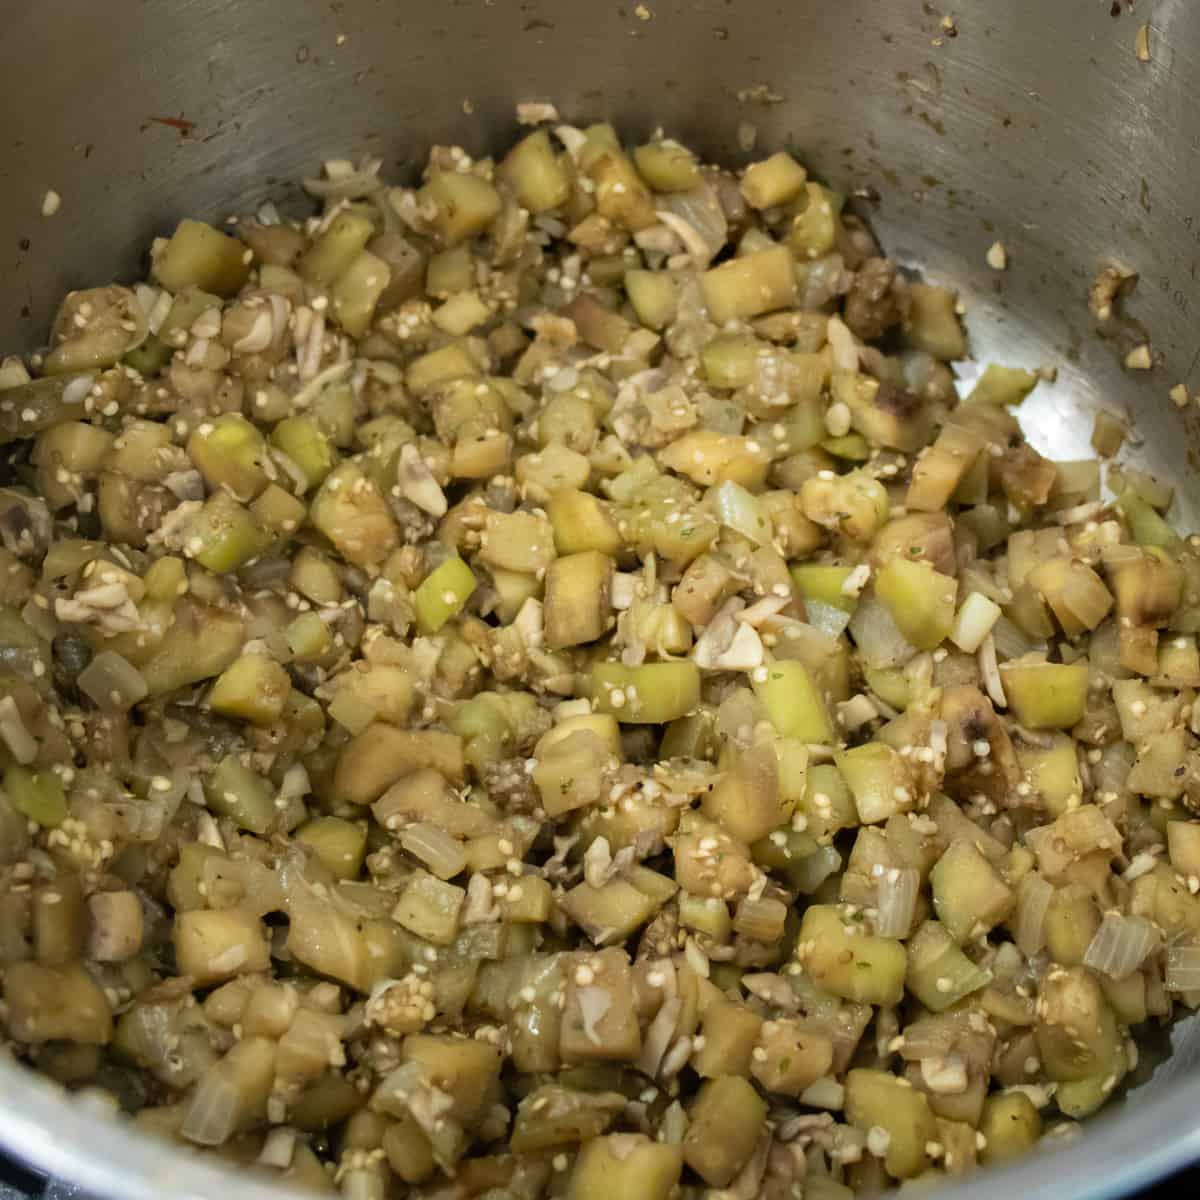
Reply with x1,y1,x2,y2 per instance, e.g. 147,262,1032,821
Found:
826,315,859,372
1166,943,1200,992
1093,741,1134,798
659,1100,689,1146
715,687,764,747
798,253,849,308
258,1127,298,1170
992,615,1047,662
978,632,1007,709
920,1052,968,1095
576,986,613,1046
1084,913,1159,980
290,359,352,412
804,598,852,638
800,1077,845,1110
399,822,467,880
692,598,764,671
77,650,148,712
232,309,275,355
713,479,771,545
1015,874,1053,957
302,157,383,201
848,588,917,669
950,591,1002,654
181,1068,239,1146
637,986,681,1077
875,867,919,938
0,696,37,764
398,443,448,517
656,181,727,267
792,845,842,894
61,372,96,409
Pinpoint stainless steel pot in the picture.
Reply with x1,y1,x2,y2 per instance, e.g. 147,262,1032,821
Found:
1,1,1199,1196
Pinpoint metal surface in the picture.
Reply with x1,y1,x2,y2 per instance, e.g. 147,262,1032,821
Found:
0,0,1198,1195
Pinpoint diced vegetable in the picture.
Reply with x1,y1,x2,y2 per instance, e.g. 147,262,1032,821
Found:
591,661,700,724
154,219,251,296
414,555,477,634
1000,658,1089,729
797,905,907,1006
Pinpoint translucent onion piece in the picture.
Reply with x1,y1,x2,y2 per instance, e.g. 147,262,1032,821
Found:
1084,913,1159,980
978,632,1007,709
1166,943,1200,992
992,615,1048,662
848,588,918,670
1093,741,1135,799
399,822,467,881
257,1127,297,1169
875,867,919,938
0,696,37,764
804,598,853,639
657,181,727,266
659,1100,689,1146
1015,874,1053,957
798,253,849,309
303,157,384,201
792,845,842,895
77,650,149,712
181,1068,239,1146
826,315,859,372
713,479,771,545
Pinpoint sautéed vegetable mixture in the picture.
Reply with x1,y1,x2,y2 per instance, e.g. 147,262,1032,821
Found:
0,119,1198,1198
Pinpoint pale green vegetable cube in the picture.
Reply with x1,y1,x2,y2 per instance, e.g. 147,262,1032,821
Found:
835,743,915,825
208,653,292,727
875,558,956,650
297,211,376,286
419,172,502,246
845,1068,937,1179
567,1135,681,1200
683,1076,767,1187
741,151,808,210
310,462,399,569
501,129,571,213
187,492,272,574
3,766,67,828
979,1093,1042,1164
414,555,477,634
700,245,797,323
205,755,276,835
392,872,466,945
788,183,840,259
903,282,967,361
625,269,678,330
905,920,991,1011
544,551,613,648
174,909,269,987
632,139,702,192
330,249,391,337
797,905,906,1006
930,840,1015,943
154,219,250,297
999,658,1089,729
295,817,367,880
591,661,701,724
270,416,335,491
753,659,834,743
